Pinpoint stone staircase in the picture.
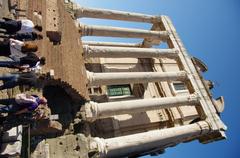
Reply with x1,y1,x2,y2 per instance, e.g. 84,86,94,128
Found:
0,125,23,157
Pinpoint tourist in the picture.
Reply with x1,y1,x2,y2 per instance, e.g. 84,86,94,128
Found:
0,18,42,34
0,52,46,71
0,71,46,90
0,32,43,41
0,38,38,61
0,93,47,115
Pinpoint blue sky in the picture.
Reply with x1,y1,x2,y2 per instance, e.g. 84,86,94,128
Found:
76,0,240,157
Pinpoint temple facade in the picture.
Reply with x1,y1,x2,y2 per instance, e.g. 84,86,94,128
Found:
0,0,226,157
70,1,227,157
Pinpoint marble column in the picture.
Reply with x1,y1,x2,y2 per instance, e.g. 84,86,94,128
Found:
79,24,169,41
83,94,199,121
83,45,178,59
82,41,142,47
73,6,160,23
87,71,187,86
90,121,210,158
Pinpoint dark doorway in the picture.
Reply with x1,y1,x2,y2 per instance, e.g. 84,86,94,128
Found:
43,86,84,130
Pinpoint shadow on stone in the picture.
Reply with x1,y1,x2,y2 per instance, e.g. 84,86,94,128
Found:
43,85,85,131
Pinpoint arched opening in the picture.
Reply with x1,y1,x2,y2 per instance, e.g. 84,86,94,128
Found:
43,85,85,131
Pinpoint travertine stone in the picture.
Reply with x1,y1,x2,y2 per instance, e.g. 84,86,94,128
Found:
46,0,62,43
73,5,161,23
87,71,187,86
83,94,199,121
83,45,178,59
79,24,169,41
46,0,60,32
90,121,210,158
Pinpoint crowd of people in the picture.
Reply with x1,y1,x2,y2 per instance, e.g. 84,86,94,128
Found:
0,17,48,118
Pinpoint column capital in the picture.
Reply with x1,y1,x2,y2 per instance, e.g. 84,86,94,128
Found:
82,101,99,122
196,121,211,135
86,71,94,86
89,137,107,157
188,93,201,103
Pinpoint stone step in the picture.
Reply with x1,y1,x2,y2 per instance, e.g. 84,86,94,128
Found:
0,125,23,157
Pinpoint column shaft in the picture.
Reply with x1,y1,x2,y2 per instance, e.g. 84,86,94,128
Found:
87,71,187,86
91,121,210,158
73,6,160,23
84,94,199,121
79,24,169,41
83,45,178,59
82,41,142,47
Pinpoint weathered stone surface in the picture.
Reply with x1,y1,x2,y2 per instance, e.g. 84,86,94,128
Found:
46,0,61,43
26,0,89,100
31,134,89,158
31,120,62,135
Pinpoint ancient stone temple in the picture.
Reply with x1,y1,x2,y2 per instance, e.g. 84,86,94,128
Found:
0,0,226,158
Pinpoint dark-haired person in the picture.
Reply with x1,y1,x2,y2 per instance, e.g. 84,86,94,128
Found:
0,32,43,41
0,18,42,34
0,38,38,61
0,52,46,71
0,71,46,90
0,93,47,115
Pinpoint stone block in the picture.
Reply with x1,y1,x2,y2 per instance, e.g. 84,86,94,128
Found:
46,0,61,44
1,125,22,143
0,141,22,156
